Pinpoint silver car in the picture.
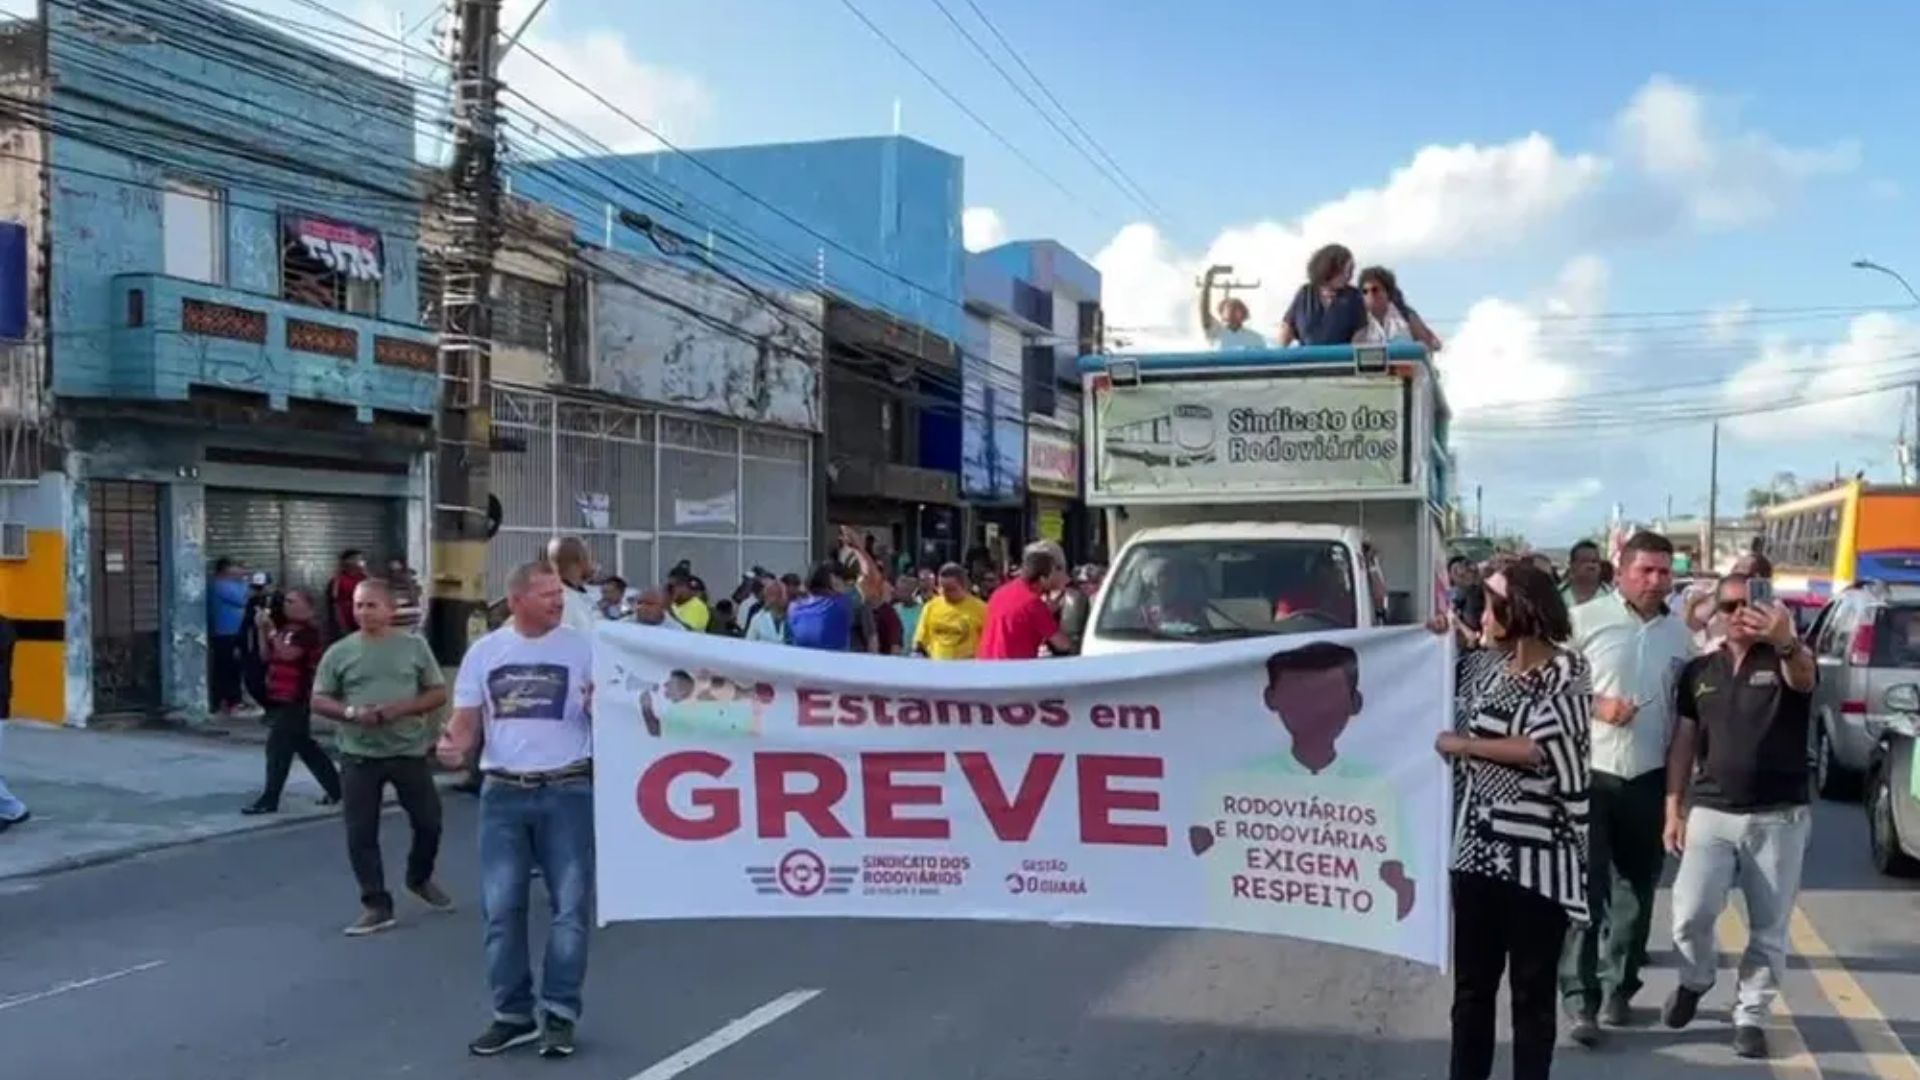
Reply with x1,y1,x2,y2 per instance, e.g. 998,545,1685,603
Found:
1866,682,1920,877
1806,584,1920,800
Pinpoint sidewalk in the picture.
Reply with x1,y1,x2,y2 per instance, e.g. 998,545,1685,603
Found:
0,720,456,881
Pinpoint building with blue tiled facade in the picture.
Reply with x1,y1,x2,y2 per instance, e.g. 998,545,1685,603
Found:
0,0,436,724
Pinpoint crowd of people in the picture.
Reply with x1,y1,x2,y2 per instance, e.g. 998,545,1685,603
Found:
548,527,1106,661
1436,531,1814,1078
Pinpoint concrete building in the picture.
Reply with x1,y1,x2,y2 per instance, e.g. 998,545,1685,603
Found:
512,136,965,574
976,241,1103,563
0,1,436,723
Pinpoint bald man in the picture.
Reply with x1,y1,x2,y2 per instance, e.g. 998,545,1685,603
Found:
545,536,597,637
632,587,684,630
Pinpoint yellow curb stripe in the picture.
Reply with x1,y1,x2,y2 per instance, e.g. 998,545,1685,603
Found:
1787,905,1920,1080
1719,905,1821,1079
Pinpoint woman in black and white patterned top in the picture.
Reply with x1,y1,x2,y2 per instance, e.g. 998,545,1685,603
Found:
1433,561,1592,1080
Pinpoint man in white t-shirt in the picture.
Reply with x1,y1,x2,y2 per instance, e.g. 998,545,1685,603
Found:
546,535,598,638
438,561,595,1060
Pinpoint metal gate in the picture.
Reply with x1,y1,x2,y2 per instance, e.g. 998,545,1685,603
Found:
89,480,162,715
204,489,404,596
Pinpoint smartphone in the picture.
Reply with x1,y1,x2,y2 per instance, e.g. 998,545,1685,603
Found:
1749,578,1774,606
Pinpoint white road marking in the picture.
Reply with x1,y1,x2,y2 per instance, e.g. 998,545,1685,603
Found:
0,960,166,1014
627,988,823,1080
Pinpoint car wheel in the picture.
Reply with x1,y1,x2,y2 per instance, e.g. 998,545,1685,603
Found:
1816,722,1858,800
1868,761,1920,878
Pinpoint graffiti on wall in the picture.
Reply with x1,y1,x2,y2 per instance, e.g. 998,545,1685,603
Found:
591,254,823,433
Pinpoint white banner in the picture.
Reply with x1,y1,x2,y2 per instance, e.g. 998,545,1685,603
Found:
1091,375,1407,498
593,625,1456,968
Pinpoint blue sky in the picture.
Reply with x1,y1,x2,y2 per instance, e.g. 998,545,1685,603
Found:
249,0,1920,542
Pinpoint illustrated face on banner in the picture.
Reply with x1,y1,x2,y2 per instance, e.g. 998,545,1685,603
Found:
640,667,776,739
1262,642,1364,774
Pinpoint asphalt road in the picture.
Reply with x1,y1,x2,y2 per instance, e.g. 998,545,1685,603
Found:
1,794,1915,1080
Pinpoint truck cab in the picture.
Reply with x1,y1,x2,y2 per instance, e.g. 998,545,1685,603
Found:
1078,343,1452,656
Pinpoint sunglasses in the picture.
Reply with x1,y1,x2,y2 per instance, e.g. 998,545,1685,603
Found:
1717,599,1749,614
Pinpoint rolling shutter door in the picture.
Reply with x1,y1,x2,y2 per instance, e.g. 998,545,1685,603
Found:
204,489,285,583
204,489,403,596
282,496,403,595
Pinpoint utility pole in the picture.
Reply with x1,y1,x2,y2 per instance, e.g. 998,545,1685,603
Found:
1705,420,1720,573
428,0,504,666
1474,484,1483,536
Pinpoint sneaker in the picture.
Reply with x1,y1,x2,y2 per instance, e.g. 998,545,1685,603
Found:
241,801,277,816
342,906,396,937
1733,1024,1769,1059
469,1019,540,1057
539,1013,576,1059
1600,993,1633,1027
1663,986,1703,1029
409,881,456,913
1567,1012,1602,1048
0,810,28,834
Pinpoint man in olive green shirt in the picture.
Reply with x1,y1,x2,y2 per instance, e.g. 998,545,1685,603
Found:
313,579,451,936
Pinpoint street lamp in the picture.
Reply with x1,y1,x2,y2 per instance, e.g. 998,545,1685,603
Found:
1853,259,1920,483
1852,258,1920,306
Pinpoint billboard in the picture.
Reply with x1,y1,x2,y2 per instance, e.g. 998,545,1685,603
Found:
1091,375,1408,500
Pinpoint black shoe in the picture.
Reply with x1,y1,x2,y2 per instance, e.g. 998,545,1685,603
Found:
1567,1012,1602,1048
1600,993,1633,1027
1733,1024,1768,1059
539,1013,576,1059
469,1019,540,1056
0,810,27,833
1663,986,1703,1030
241,801,277,816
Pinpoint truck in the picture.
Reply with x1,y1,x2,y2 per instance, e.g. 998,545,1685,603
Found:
1075,342,1455,655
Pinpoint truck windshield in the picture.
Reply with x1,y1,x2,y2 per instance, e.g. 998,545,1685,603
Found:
1096,539,1357,642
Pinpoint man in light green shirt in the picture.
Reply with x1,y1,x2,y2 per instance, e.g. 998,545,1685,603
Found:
313,579,450,936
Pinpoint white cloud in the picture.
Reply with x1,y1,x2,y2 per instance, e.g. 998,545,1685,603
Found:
1614,75,1858,230
1442,255,1604,416
1093,133,1604,348
1721,312,1920,440
499,11,709,157
1707,300,1753,344
1532,477,1605,527
963,207,1008,252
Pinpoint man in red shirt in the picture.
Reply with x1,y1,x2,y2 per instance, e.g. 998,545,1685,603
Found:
978,541,1077,660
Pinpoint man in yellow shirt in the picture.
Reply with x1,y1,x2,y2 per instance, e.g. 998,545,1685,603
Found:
666,569,711,632
912,563,990,660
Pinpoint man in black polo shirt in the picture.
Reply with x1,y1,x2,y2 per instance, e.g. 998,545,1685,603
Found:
1661,572,1816,1060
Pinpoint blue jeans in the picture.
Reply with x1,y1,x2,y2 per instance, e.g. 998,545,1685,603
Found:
0,721,25,821
479,776,594,1024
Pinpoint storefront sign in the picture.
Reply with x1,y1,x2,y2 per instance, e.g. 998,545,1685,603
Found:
1092,376,1407,499
675,492,738,527
1027,426,1079,498
593,625,1454,968
283,214,383,281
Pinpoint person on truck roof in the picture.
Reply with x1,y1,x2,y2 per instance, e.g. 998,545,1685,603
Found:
1199,264,1267,350
1355,266,1444,352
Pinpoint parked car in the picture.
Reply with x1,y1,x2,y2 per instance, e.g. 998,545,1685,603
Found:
1803,584,1920,801
1866,683,1920,877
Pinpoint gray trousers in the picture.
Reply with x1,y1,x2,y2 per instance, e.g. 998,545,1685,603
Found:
1670,804,1811,1027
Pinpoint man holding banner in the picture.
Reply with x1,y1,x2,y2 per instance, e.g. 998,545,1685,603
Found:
439,562,596,1061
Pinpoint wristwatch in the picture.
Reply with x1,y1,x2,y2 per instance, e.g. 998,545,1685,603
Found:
345,705,359,722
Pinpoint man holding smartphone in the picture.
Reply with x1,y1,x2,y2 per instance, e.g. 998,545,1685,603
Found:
1662,571,1816,1060
1560,531,1695,1046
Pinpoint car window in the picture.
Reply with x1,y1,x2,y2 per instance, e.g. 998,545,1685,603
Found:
1097,538,1356,643
1817,598,1857,658
1874,605,1920,669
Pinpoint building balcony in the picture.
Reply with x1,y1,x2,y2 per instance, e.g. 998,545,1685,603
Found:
97,274,439,420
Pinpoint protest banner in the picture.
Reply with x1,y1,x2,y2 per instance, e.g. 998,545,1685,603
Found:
592,625,1455,968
